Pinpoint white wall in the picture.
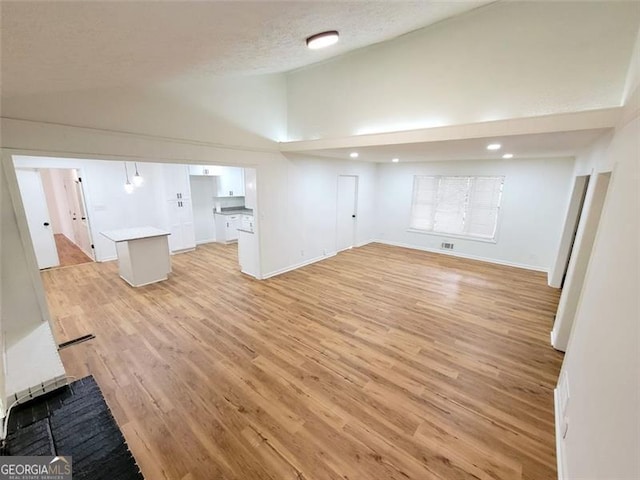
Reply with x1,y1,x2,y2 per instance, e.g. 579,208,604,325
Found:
40,170,63,235
375,157,575,272
190,175,217,244
556,103,639,479
13,156,166,262
40,168,76,240
3,74,287,149
0,162,66,412
286,1,640,141
259,155,377,277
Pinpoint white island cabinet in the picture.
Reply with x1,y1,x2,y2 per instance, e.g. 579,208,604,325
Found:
101,227,171,287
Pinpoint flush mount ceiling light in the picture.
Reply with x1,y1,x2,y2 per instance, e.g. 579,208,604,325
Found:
392,158,400,163
350,152,359,158
502,153,514,159
306,30,339,50
132,162,144,187
487,143,502,151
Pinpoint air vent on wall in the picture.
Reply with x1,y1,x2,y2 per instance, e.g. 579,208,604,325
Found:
441,242,454,250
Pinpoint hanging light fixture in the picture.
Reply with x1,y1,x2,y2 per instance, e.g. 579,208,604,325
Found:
124,163,134,194
132,162,144,187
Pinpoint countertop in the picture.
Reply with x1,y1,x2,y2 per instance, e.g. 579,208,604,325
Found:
101,227,171,242
214,208,253,216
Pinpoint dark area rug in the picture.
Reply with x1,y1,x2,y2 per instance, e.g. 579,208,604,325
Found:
2,375,144,480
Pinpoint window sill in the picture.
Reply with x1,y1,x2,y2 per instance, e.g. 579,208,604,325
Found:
406,228,498,244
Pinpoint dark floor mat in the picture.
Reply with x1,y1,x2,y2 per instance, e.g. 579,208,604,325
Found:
3,376,144,480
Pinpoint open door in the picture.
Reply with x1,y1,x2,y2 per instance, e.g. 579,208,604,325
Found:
67,170,95,259
15,169,60,269
336,175,358,252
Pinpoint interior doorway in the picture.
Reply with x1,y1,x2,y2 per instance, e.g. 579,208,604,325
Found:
16,167,95,269
336,175,358,252
550,175,591,288
551,171,611,351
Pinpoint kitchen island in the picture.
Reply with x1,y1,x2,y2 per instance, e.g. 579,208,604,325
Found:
101,227,171,287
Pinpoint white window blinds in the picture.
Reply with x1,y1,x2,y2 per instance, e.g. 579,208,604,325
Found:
410,175,504,240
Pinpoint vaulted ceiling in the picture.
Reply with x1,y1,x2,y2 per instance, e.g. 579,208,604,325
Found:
1,0,492,97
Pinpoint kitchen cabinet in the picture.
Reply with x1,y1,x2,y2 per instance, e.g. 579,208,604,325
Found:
167,198,196,252
101,227,171,287
162,164,196,252
189,165,245,197
215,213,240,243
189,165,224,176
216,167,245,197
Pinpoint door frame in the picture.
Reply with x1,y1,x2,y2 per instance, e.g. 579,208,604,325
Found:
70,169,96,260
15,167,61,269
335,174,359,253
548,175,590,288
551,170,612,351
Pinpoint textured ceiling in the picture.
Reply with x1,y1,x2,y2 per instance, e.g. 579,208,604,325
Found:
1,1,492,97
299,129,610,163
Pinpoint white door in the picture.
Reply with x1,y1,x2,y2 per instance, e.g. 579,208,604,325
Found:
15,169,60,269
66,170,95,259
336,175,358,252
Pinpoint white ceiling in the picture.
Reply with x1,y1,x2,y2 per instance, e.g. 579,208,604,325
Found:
297,129,610,163
0,1,492,97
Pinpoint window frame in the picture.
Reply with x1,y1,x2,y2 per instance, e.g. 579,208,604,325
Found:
407,174,505,244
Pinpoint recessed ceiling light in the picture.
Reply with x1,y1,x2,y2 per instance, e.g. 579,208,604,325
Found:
350,152,359,158
392,158,400,163
487,143,502,151
502,153,514,159
306,31,339,50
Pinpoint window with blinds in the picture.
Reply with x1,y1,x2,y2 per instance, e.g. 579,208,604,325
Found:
409,175,504,241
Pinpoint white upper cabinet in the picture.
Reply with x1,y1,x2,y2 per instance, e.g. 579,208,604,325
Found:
216,167,245,198
163,164,192,201
189,165,225,177
189,165,245,198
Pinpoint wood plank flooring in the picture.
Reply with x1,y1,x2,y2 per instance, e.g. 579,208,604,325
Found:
41,242,563,480
54,234,93,268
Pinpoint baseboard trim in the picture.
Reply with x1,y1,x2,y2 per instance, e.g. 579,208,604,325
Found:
98,256,117,263
262,252,337,279
171,247,196,255
356,240,374,248
241,269,261,280
196,238,216,245
373,240,548,273
554,387,567,480
550,328,566,352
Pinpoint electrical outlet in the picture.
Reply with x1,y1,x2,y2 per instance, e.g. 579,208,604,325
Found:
300,250,304,257
441,242,454,250
322,249,327,256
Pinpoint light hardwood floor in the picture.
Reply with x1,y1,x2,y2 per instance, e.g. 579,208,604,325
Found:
53,234,93,268
42,242,563,480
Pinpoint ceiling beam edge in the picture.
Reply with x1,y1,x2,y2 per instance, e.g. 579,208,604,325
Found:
279,107,622,152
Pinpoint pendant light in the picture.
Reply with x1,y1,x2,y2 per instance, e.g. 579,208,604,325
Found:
124,163,134,194
132,162,144,187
